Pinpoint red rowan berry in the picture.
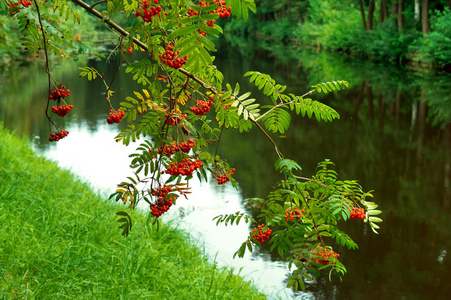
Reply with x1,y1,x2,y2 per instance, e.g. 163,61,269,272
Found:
49,129,69,142
284,208,305,222
123,43,134,54
310,246,340,265
159,45,187,69
18,0,32,7
250,225,272,243
350,207,366,219
51,104,74,117
190,100,213,116
135,0,163,23
163,158,203,177
150,185,178,218
214,167,235,185
106,110,125,124
49,84,70,101
164,113,187,125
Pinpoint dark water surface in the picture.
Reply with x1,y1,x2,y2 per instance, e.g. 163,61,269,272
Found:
1,47,451,299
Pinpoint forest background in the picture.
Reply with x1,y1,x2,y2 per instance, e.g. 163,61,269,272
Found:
224,0,451,69
2,0,451,68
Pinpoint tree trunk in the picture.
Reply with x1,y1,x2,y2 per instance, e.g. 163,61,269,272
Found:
422,0,430,38
365,81,374,121
398,0,404,33
358,0,367,29
367,0,376,30
415,0,420,21
391,0,398,19
443,124,451,209
378,96,386,132
416,100,426,164
378,0,388,24
384,0,389,19
353,82,365,124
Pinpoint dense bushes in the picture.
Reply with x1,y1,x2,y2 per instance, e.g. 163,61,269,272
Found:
224,0,451,67
409,8,451,66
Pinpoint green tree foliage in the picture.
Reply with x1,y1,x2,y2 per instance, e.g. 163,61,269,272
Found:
7,0,381,292
409,7,451,65
224,0,451,67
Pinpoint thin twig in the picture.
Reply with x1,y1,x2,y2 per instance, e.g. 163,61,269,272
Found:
295,186,326,248
213,126,224,165
90,0,107,9
251,120,283,159
33,0,57,129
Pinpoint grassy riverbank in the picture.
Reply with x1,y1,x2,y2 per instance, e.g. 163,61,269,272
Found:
0,125,265,299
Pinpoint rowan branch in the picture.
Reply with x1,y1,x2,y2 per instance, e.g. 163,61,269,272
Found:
71,0,283,159
34,0,57,128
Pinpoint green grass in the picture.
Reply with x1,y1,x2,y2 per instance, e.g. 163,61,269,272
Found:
0,124,265,299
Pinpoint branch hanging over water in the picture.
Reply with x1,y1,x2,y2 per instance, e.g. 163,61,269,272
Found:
71,0,284,159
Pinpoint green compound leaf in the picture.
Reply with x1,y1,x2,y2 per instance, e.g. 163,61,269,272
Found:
262,107,291,134
116,211,133,237
311,80,349,94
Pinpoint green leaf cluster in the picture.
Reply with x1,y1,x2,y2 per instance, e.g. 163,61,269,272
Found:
311,80,349,94
244,71,342,134
218,158,379,291
116,210,133,236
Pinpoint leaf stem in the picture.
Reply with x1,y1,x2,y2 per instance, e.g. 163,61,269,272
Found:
255,90,315,122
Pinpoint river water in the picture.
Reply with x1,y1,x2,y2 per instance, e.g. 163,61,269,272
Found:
1,46,451,299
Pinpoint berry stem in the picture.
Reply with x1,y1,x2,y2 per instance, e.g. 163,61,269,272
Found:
295,186,327,248
33,0,57,129
213,126,224,166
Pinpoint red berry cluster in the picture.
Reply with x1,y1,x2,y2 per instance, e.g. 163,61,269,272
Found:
214,168,235,185
200,0,231,18
285,208,306,222
135,0,162,23
107,110,125,124
51,104,74,117
156,139,196,157
157,143,178,157
164,113,187,125
163,158,203,176
148,149,156,159
159,45,187,69
196,0,230,36
190,100,213,115
198,20,216,36
250,225,272,243
207,93,216,101
123,44,134,54
350,207,366,219
49,84,70,101
310,246,340,265
178,139,196,153
217,92,232,109
49,129,69,142
223,103,232,109
150,185,178,218
187,8,199,16
18,0,32,7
